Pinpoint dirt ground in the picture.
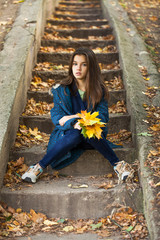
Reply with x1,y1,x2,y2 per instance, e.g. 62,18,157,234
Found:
118,0,160,72
0,0,20,51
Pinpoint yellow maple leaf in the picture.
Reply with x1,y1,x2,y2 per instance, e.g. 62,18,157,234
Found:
77,110,105,139
85,126,95,139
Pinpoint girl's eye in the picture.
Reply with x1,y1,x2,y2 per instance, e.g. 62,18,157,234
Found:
73,63,77,66
83,63,87,67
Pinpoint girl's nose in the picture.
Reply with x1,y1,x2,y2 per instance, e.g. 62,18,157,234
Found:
77,64,81,70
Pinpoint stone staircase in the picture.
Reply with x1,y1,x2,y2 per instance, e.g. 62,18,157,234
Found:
1,0,141,220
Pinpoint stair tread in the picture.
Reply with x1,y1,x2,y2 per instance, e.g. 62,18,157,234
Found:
33,69,121,74
47,19,108,22
41,39,115,48
27,90,126,106
1,176,140,219
2,176,119,193
45,28,112,33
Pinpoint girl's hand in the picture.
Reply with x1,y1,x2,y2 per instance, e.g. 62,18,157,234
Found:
59,115,79,126
74,122,81,130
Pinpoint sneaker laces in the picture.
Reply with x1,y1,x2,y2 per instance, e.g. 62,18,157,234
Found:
27,164,43,176
114,161,134,183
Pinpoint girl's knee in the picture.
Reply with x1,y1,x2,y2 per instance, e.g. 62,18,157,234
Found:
65,129,82,143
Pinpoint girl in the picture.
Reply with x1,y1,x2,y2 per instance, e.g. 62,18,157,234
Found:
22,48,131,183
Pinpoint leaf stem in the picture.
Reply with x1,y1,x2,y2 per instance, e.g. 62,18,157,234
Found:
110,218,133,240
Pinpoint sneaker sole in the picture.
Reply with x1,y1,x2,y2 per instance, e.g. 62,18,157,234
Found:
23,177,36,183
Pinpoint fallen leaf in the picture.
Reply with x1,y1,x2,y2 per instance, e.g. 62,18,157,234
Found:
68,184,88,189
44,219,58,225
149,16,158,21
30,209,46,224
137,132,152,137
63,226,74,232
91,222,102,230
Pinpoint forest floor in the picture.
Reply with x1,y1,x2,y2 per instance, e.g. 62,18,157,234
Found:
118,0,160,73
0,0,20,51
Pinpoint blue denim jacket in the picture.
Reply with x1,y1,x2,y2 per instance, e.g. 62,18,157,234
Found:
47,84,111,169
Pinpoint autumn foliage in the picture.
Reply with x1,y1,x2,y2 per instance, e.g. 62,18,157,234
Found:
77,110,106,139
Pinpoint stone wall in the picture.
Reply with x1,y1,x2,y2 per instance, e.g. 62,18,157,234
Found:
0,0,59,188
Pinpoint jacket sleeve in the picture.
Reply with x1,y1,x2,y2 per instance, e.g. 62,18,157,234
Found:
94,97,109,124
50,88,78,131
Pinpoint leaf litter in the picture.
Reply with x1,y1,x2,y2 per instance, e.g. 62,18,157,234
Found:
105,76,124,90
39,45,117,54
14,125,49,149
30,76,55,91
34,61,120,72
119,0,160,72
22,98,54,116
0,201,148,239
43,32,115,41
109,100,127,114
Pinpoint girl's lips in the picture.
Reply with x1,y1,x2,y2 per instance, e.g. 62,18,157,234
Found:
76,72,81,75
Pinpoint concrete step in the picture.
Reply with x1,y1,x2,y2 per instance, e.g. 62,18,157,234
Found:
0,176,141,219
46,19,108,27
9,232,131,240
9,145,135,176
45,28,113,38
55,8,102,14
32,69,122,82
19,114,130,135
27,89,126,106
41,39,116,48
59,1,100,7
37,52,118,65
54,13,101,20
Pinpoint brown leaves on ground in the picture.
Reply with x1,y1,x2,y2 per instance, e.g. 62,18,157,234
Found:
111,207,148,239
40,46,75,53
93,45,117,53
58,4,100,9
109,100,127,114
34,61,120,72
3,157,28,189
107,129,132,146
40,45,117,54
138,65,159,98
46,23,110,31
34,62,69,71
56,11,78,16
0,203,148,239
136,63,159,206
22,98,54,116
99,61,120,70
4,158,60,190
14,125,49,148
143,104,160,207
30,76,55,91
43,32,115,41
0,203,46,238
119,0,160,72
105,76,124,90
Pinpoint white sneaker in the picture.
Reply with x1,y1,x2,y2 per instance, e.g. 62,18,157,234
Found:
114,161,134,183
21,164,43,183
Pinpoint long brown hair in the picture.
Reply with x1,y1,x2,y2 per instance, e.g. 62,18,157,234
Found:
61,47,109,109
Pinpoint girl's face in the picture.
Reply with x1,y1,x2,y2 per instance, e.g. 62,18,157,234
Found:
72,54,88,83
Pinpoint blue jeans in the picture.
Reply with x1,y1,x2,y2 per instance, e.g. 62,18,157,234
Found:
39,129,119,169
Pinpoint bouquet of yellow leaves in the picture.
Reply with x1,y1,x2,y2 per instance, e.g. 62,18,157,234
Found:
77,110,106,139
